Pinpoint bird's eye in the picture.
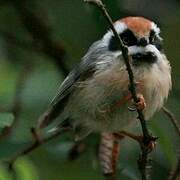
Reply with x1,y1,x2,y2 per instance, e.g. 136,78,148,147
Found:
149,30,163,51
120,30,137,46
149,30,156,43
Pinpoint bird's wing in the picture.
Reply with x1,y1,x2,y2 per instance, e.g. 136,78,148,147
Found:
50,40,105,106
38,40,106,128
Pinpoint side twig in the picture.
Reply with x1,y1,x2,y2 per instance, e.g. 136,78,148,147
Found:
169,157,180,180
0,62,32,140
161,107,180,180
0,29,63,57
0,29,36,52
162,107,180,137
84,1,155,179
10,0,69,75
6,126,72,169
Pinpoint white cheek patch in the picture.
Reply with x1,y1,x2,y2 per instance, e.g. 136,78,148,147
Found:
114,22,128,34
151,22,163,41
145,44,162,59
128,46,145,55
151,22,160,34
128,45,162,59
103,22,127,43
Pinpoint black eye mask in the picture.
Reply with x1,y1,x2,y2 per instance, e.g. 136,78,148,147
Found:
108,29,163,52
108,29,137,51
149,30,163,51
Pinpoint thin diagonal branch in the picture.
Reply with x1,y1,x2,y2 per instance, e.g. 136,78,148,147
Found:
11,63,32,118
0,29,35,51
0,29,56,55
84,0,151,141
0,62,32,140
0,29,66,66
161,107,180,180
169,157,180,180
84,1,155,180
10,0,69,75
6,126,72,169
162,107,180,137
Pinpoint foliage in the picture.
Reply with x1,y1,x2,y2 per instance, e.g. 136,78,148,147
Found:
0,113,14,129
0,0,179,179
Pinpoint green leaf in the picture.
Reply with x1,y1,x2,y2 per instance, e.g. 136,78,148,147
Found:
14,158,39,180
0,113,14,128
0,164,12,180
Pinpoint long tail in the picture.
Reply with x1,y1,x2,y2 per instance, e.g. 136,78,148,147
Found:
99,133,124,176
37,96,68,129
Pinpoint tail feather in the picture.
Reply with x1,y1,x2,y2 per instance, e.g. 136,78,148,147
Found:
37,95,69,129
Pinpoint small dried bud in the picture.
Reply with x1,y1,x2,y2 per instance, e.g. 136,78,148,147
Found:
84,0,103,6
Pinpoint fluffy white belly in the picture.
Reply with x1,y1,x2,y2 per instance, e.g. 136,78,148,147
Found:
64,57,171,133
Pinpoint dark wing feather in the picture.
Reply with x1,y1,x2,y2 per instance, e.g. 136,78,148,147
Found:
50,62,94,106
38,40,106,128
50,40,105,106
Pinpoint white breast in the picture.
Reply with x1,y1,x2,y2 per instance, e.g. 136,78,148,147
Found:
65,53,171,133
140,54,172,119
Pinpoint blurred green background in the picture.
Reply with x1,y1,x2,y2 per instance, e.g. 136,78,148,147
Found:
0,0,179,180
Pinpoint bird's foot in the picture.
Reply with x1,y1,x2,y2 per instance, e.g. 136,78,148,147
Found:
135,94,146,111
114,131,157,153
128,94,146,112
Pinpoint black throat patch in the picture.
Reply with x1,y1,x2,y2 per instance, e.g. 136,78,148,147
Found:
132,52,157,66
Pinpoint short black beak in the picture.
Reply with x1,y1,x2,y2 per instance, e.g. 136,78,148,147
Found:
132,52,157,65
137,38,148,47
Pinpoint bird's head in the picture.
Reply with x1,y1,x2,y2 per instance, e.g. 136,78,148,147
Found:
103,16,164,66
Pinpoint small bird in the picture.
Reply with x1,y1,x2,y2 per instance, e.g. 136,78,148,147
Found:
38,16,172,175
39,16,171,134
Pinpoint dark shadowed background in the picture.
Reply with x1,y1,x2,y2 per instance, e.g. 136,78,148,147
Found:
0,0,179,180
